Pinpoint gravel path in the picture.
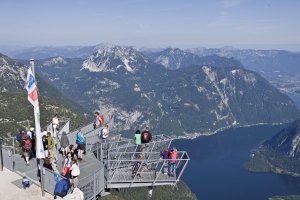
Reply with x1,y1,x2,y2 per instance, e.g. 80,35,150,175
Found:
0,168,54,200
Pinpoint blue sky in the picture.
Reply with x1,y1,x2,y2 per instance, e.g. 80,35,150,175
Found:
0,0,299,51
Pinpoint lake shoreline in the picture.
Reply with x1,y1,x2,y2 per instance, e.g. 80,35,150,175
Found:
174,121,290,140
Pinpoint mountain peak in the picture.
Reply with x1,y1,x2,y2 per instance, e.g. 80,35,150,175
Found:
82,45,151,73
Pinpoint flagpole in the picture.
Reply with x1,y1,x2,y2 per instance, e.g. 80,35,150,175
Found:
29,59,45,197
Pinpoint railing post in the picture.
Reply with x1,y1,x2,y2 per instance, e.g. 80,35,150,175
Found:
12,137,15,155
0,137,3,171
93,172,96,200
96,142,99,160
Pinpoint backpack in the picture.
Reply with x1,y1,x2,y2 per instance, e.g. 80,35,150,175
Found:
142,132,149,143
23,139,32,151
16,133,23,143
54,179,69,197
99,115,104,124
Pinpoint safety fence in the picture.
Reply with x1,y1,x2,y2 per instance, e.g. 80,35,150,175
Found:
43,168,66,195
91,135,173,162
57,122,95,151
105,151,190,188
1,147,14,171
43,164,105,200
78,165,105,200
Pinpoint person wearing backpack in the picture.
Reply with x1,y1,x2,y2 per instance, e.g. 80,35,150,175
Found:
17,129,25,155
141,126,152,153
22,135,32,166
94,112,100,128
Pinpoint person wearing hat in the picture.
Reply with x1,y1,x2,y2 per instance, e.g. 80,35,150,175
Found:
22,135,32,166
168,147,178,177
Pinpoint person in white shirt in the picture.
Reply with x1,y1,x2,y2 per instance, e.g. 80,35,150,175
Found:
70,158,80,188
42,128,47,137
52,114,59,138
102,124,109,139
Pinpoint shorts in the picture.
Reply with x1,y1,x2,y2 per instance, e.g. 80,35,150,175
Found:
78,144,85,150
61,146,68,152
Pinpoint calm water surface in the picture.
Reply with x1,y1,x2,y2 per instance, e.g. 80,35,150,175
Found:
172,124,300,200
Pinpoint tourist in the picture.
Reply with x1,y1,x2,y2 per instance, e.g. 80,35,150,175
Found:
43,157,53,171
22,176,30,189
60,131,69,157
42,127,47,137
69,144,75,159
16,129,25,155
30,127,36,154
52,114,59,138
141,126,152,154
168,147,178,177
132,154,144,178
22,135,32,166
94,111,101,129
160,147,169,174
62,152,72,178
102,124,109,139
77,129,85,162
42,135,48,158
47,132,54,158
134,130,142,152
70,158,80,188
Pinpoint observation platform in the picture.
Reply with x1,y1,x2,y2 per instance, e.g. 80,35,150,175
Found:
0,119,189,200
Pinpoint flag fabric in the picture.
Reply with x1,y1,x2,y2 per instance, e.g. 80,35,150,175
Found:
25,68,45,159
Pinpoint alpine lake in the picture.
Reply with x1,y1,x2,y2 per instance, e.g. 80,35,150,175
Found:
172,124,300,200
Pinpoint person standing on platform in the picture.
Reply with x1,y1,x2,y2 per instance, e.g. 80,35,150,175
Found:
60,131,70,157
52,114,59,138
47,132,54,158
141,126,152,155
168,147,178,177
29,127,36,155
77,129,85,162
134,130,142,152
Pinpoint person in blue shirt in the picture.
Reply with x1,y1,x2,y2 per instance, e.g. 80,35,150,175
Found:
77,128,85,162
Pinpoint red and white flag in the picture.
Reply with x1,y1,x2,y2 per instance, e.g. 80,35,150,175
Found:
25,68,45,159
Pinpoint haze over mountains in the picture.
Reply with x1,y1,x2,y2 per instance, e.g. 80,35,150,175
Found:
6,43,300,97
9,44,300,138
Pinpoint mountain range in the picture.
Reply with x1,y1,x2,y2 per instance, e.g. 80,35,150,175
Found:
13,45,300,138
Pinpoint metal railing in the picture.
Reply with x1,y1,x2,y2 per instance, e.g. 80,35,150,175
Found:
1,147,14,171
105,151,190,188
43,168,66,195
85,133,121,155
92,135,173,162
55,119,70,150
78,165,105,200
